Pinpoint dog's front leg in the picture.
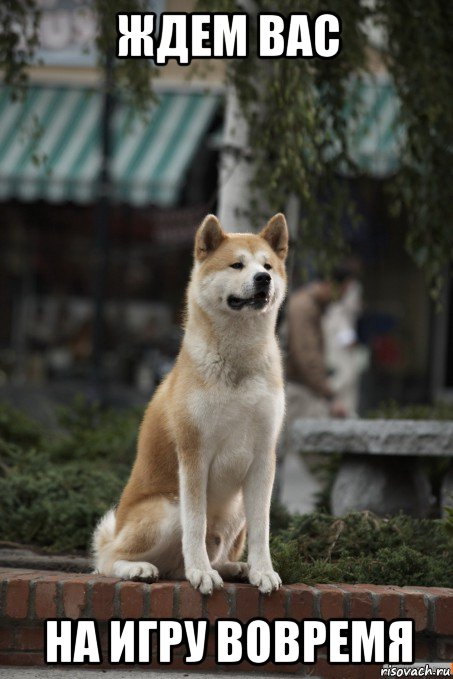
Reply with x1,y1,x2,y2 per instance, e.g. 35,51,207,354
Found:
243,448,282,594
179,460,223,595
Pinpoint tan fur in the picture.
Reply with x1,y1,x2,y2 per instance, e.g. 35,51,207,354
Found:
93,213,289,594
228,525,247,562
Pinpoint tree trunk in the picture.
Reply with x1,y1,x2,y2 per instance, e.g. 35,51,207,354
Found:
217,85,255,233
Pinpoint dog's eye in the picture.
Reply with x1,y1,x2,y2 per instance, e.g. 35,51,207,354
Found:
230,262,244,270
264,263,272,271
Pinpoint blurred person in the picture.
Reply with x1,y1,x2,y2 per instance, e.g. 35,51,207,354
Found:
285,269,353,423
323,279,369,416
275,269,353,509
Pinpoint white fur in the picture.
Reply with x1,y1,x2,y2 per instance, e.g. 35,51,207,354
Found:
112,560,159,581
92,508,116,574
93,500,185,580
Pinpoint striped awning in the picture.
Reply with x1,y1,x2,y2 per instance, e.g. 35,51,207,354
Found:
0,86,220,206
209,75,402,178
345,74,403,177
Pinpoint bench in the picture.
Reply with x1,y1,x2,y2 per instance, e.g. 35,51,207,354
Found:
290,419,453,517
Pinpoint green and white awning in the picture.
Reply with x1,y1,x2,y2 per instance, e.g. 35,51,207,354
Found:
0,86,220,206
0,76,402,206
346,74,403,177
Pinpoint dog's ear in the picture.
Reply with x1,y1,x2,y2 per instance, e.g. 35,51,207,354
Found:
259,213,289,260
195,214,226,261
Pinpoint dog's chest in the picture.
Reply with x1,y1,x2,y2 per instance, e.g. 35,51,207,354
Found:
189,374,277,439
188,376,283,499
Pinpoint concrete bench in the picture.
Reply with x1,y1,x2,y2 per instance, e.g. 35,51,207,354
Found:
291,419,453,517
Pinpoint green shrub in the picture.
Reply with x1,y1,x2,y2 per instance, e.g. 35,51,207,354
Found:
0,399,140,552
49,396,140,464
270,511,453,587
367,400,453,421
0,441,125,552
0,402,43,448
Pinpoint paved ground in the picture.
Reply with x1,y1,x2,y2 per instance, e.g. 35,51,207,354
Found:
0,670,311,678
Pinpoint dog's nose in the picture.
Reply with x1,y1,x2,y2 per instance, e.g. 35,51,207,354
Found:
254,272,271,288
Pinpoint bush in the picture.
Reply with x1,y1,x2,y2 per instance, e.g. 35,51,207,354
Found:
270,511,453,587
0,402,43,448
49,396,139,464
367,400,453,421
0,399,140,552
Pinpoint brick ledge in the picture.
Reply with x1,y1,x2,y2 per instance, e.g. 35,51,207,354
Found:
0,568,452,675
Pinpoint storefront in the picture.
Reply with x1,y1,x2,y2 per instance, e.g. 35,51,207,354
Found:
0,83,222,389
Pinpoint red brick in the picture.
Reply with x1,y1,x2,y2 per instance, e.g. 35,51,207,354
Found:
234,583,259,622
179,582,202,618
5,576,32,618
119,581,145,619
261,587,286,619
351,593,373,617
435,594,453,635
15,626,44,651
206,587,231,623
98,625,110,653
0,569,35,577
377,591,401,620
62,581,88,619
287,584,316,619
414,637,430,659
356,584,396,594
34,580,57,619
0,627,14,650
340,585,373,617
436,638,453,660
318,585,344,618
404,586,453,596
0,571,451,675
205,633,218,658
91,578,119,620
149,582,174,618
32,572,72,583
0,651,44,666
403,592,428,631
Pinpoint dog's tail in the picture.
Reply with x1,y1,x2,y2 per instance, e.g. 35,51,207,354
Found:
91,508,116,574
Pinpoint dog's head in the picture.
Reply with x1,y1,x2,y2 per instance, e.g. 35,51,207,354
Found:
191,213,288,317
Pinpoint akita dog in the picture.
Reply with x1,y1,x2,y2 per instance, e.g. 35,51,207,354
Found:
93,213,288,594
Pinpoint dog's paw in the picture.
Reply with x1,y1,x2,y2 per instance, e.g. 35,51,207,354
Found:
113,560,159,582
217,561,249,580
248,567,282,594
186,568,223,595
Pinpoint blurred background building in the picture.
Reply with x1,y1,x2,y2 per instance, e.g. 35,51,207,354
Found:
0,0,451,412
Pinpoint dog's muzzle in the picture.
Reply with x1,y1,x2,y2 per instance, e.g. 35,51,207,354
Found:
227,273,272,310
254,272,271,289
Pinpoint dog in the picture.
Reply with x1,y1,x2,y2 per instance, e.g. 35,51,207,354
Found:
92,212,288,594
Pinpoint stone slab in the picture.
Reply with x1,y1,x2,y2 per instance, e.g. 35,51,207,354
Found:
291,419,453,456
